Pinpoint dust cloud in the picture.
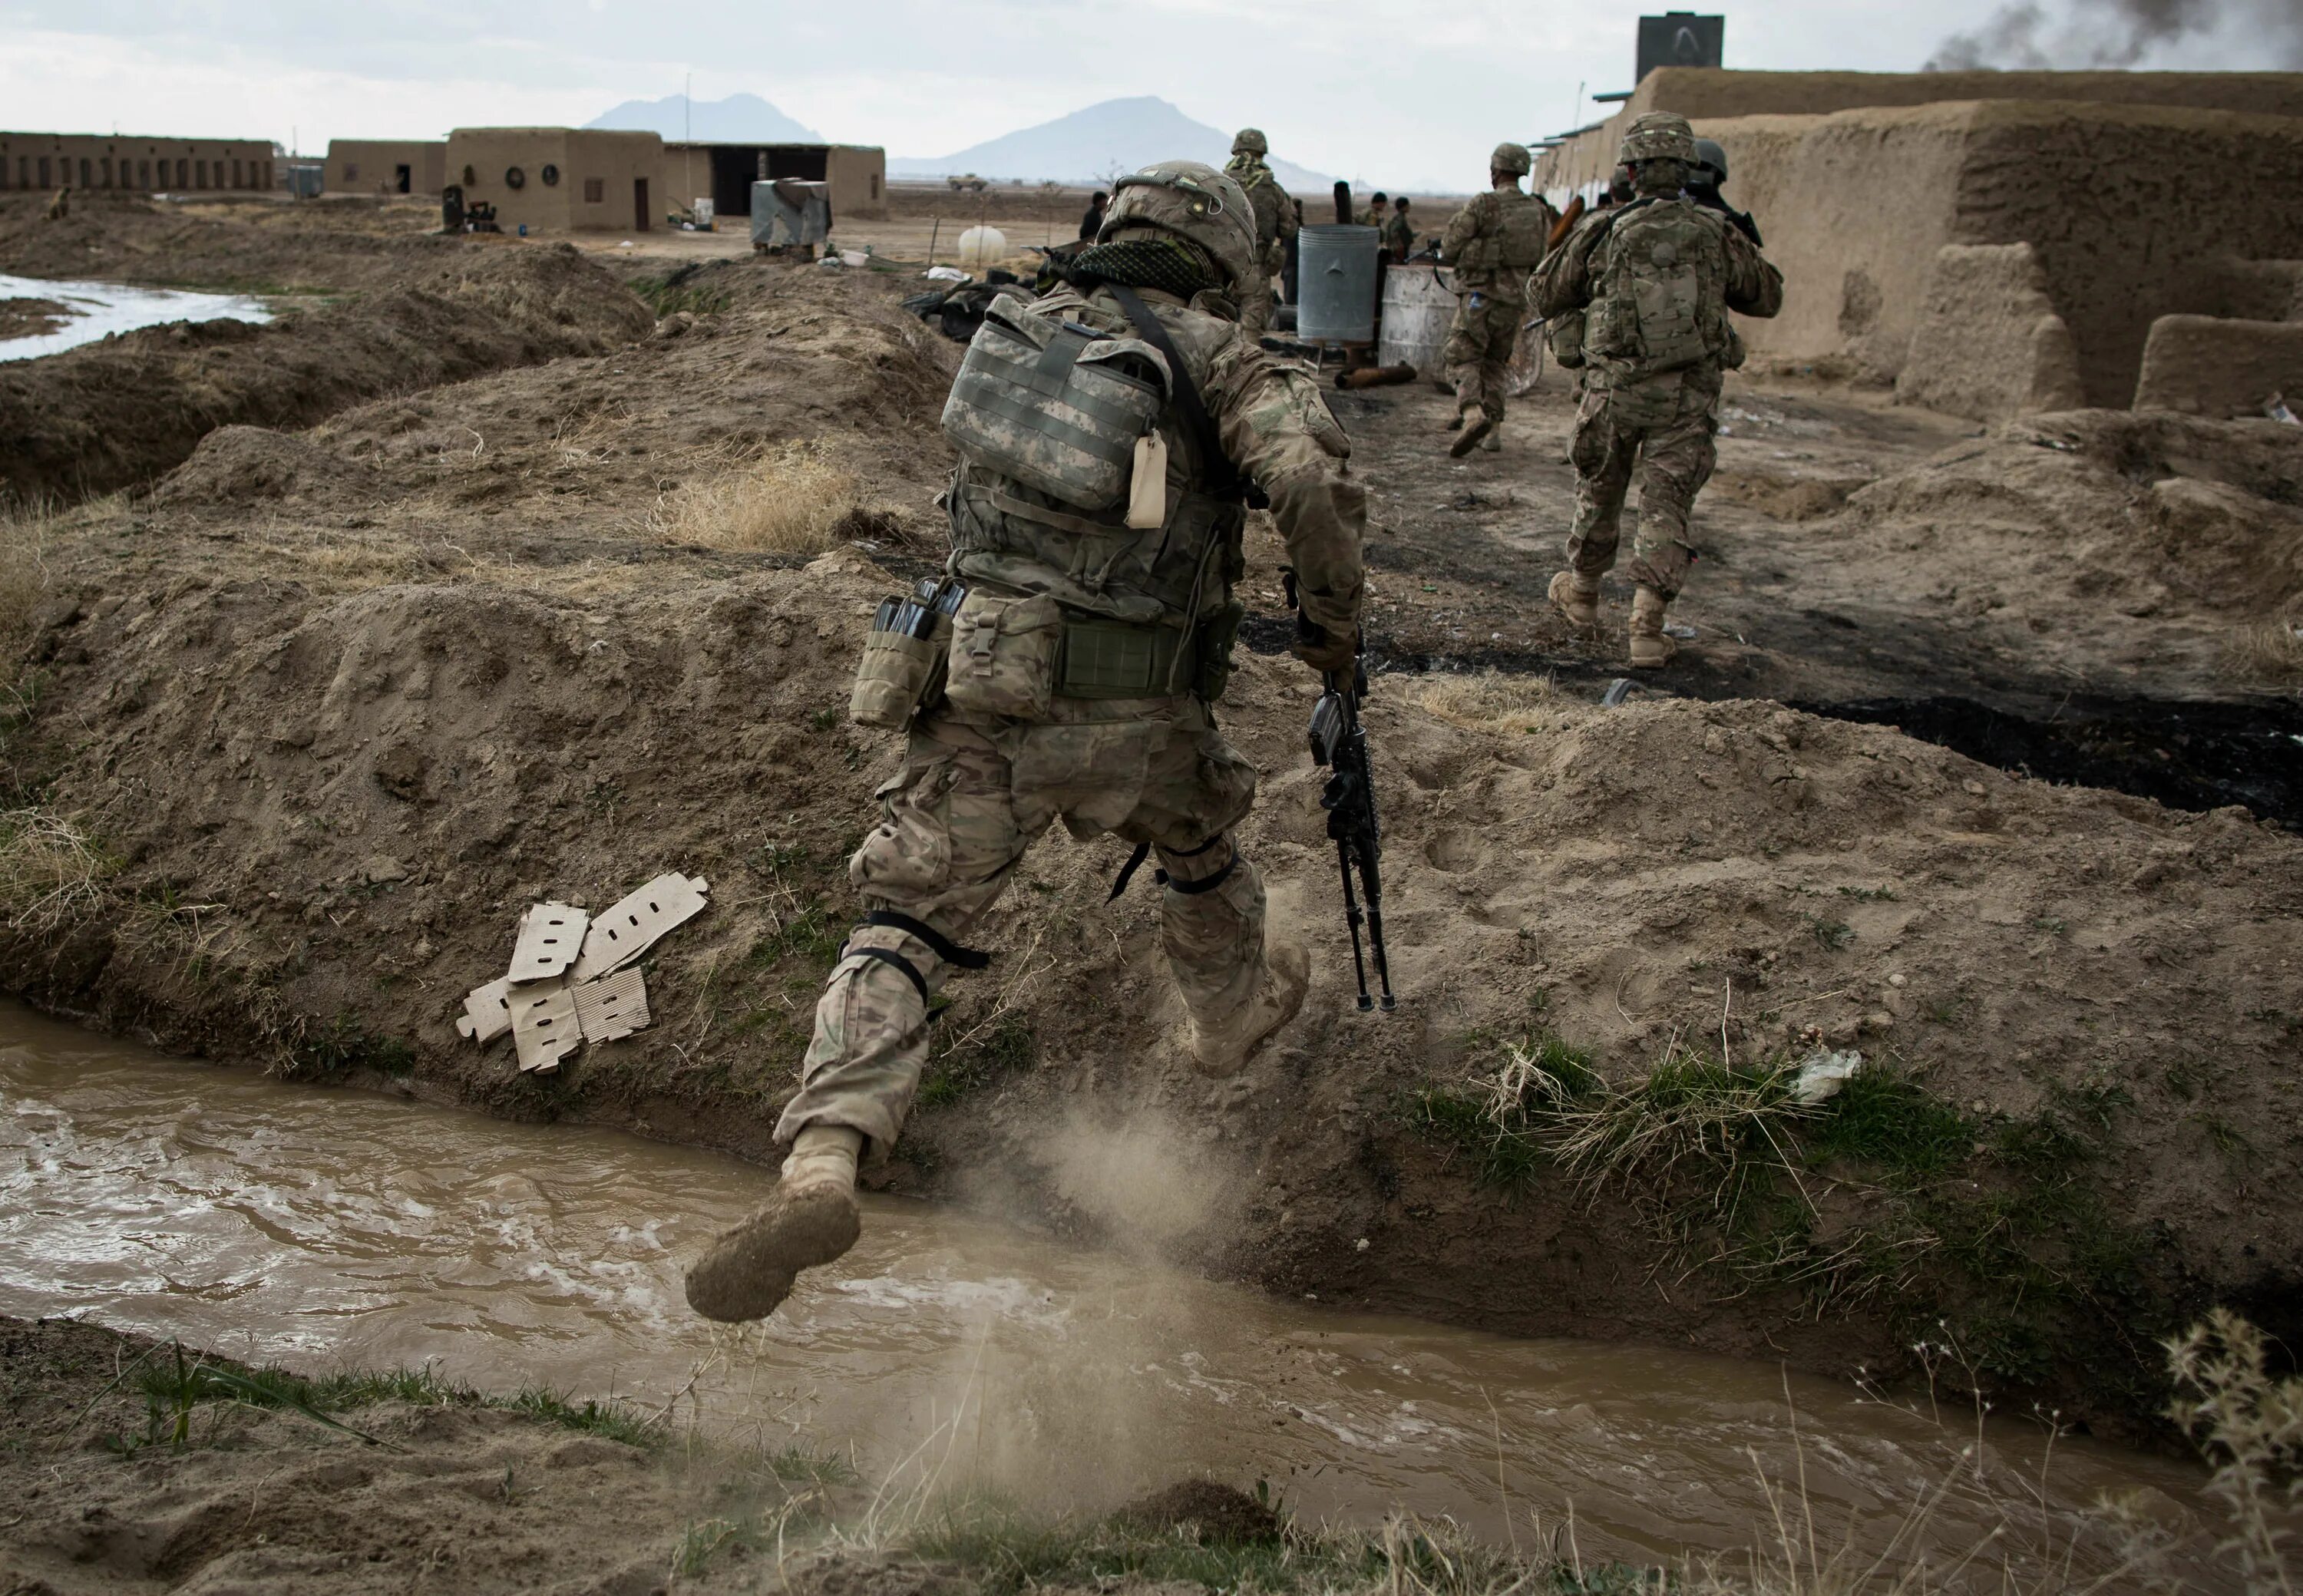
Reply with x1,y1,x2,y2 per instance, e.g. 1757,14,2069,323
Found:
1926,0,2303,70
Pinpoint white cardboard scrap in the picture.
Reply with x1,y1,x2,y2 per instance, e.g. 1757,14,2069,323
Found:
571,874,710,982
510,901,590,983
573,967,649,1043
508,979,580,1074
456,976,514,1044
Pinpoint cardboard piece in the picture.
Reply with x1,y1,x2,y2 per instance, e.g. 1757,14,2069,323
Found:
507,979,580,1074
510,901,590,983
574,967,649,1044
571,874,710,982
456,976,514,1044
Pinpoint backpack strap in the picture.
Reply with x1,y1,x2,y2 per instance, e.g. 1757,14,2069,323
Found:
1099,282,1268,511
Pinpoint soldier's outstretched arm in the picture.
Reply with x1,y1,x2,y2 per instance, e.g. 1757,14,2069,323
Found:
1723,227,1786,319
1212,352,1366,662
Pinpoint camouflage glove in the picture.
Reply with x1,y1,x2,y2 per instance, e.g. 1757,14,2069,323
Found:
1290,614,1359,675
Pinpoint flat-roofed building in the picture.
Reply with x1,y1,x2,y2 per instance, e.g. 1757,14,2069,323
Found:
662,141,885,223
0,132,275,194
327,140,448,197
444,127,662,233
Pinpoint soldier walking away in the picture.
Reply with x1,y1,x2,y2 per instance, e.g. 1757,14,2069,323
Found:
1383,197,1416,262
1224,129,1298,339
1687,138,1762,246
683,159,1368,1325
1533,112,1783,669
1079,189,1109,241
1439,144,1555,458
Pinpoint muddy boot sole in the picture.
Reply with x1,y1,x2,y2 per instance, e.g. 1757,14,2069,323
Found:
1448,417,1495,458
682,1181,861,1323
1189,942,1311,1077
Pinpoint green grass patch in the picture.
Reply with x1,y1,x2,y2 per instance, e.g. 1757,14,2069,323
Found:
919,1016,1036,1109
629,273,733,319
276,1012,417,1081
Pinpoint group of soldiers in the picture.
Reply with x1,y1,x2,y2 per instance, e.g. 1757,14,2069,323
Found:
681,113,1782,1324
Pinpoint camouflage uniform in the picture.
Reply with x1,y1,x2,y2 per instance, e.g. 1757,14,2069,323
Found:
1383,206,1415,261
775,167,1365,1158
1533,113,1783,663
1224,130,1297,339
1440,144,1555,440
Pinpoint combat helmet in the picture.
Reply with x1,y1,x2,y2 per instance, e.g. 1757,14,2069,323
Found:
1619,111,1697,167
1231,127,1268,157
1489,141,1532,177
1101,160,1260,299
1692,137,1728,187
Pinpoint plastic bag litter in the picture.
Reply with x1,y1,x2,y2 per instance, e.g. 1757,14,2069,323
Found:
1664,623,1698,639
1790,1049,1865,1105
924,265,971,283
2268,393,2298,426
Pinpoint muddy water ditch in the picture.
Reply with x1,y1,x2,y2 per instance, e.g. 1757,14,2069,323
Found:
0,1002,2215,1575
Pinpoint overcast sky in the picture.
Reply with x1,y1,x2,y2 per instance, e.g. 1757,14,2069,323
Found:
0,0,2275,189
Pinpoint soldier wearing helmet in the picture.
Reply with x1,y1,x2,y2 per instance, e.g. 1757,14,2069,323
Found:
683,160,1367,1326
1224,128,1298,338
1687,136,1762,246
1438,140,1558,457
1531,112,1783,668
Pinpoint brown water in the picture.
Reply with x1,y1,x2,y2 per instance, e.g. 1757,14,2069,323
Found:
0,1002,2214,1578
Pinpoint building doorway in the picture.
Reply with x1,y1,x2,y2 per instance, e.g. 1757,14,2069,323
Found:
395,164,411,194
634,176,650,231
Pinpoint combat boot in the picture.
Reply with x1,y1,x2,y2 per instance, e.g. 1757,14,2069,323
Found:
1449,415,1495,458
1479,430,1502,453
1188,939,1310,1076
1548,570,1600,631
683,1123,864,1322
1628,585,1677,669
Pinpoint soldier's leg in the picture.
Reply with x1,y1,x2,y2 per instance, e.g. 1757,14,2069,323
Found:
1553,390,1639,631
1477,300,1515,430
686,712,1046,1322
1624,377,1721,667
1441,296,1482,428
1121,702,1303,1074
1625,376,1721,600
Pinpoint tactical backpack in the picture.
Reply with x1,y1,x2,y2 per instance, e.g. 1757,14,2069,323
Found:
1581,198,1740,376
936,289,1257,705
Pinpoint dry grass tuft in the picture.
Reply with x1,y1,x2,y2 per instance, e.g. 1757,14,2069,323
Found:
0,807,116,931
2168,1307,2303,1591
648,442,867,555
2231,606,2303,682
0,500,55,660
1413,670,1557,736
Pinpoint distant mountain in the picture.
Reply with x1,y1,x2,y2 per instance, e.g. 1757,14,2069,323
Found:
889,97,1334,190
586,93,822,144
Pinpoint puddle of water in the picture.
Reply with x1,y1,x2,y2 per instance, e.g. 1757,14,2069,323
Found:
0,1001,2212,1576
0,272,273,362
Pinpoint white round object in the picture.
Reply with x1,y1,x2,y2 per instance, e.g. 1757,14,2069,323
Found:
956,226,1008,266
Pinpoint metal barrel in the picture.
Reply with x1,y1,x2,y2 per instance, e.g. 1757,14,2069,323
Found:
1297,224,1380,343
1376,264,1455,376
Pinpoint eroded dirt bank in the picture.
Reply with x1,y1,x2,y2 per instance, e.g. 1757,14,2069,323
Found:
2,216,2301,1440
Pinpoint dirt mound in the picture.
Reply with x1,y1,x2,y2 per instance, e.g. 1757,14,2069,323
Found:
0,245,651,505
1115,1482,1283,1544
1834,408,2303,630
0,190,458,295
149,425,378,508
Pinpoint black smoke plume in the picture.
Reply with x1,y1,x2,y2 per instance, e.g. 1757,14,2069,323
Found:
1925,0,2303,71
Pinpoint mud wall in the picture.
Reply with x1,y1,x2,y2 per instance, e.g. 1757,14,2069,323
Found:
2133,315,2303,415
1948,101,2303,408
444,129,663,233
327,140,447,197
1701,105,1980,381
1895,243,2087,421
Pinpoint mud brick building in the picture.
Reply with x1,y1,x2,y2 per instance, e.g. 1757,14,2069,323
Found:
444,128,664,233
1531,69,2303,419
325,140,448,197
661,141,887,222
0,132,275,196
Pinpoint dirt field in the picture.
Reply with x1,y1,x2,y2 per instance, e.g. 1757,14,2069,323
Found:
3,193,2302,1450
